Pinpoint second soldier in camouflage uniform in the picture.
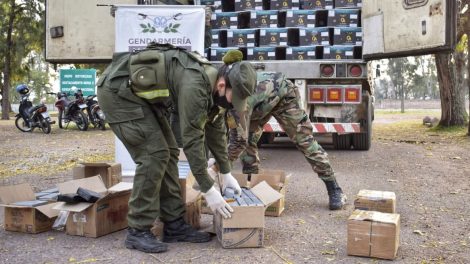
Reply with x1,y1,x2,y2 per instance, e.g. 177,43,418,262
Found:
228,71,347,210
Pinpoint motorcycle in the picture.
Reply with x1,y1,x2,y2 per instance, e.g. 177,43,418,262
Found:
54,89,89,131
15,92,55,134
84,94,106,130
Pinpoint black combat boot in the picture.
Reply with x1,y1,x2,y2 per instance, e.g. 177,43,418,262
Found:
324,180,347,210
125,227,168,253
163,217,212,243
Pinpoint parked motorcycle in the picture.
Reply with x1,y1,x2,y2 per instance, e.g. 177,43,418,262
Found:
84,94,106,130
14,85,55,134
54,88,89,131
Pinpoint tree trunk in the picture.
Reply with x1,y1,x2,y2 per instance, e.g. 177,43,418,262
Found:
2,0,16,120
435,52,467,126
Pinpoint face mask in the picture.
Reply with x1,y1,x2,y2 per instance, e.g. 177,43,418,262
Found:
214,93,233,109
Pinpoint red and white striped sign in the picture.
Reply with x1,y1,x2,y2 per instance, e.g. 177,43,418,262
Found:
263,118,361,133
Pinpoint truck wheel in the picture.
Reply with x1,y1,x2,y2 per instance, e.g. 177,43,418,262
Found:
352,92,372,150
257,133,275,147
333,133,352,150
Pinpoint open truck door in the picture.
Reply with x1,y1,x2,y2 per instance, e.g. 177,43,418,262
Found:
362,0,457,60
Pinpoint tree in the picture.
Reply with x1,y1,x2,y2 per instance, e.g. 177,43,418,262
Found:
0,0,44,120
435,0,469,127
387,57,418,112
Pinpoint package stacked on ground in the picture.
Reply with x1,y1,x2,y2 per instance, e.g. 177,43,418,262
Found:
347,189,400,260
206,0,363,60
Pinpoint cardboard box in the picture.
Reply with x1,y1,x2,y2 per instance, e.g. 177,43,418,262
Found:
299,27,331,46
286,46,318,60
332,27,362,45
301,0,334,9
210,29,225,47
225,29,259,47
335,0,362,8
354,190,396,213
0,183,60,234
285,10,316,27
54,176,132,237
347,210,400,260
327,9,360,27
268,0,300,10
259,28,288,46
73,162,122,189
235,0,264,11
214,181,283,248
323,45,355,59
250,10,281,28
211,11,250,30
209,47,243,61
247,47,278,61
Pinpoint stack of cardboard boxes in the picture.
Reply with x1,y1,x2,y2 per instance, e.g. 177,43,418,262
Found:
208,0,363,61
347,189,400,260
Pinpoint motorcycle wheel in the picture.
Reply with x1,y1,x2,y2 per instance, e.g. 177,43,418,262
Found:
75,111,89,131
38,115,52,134
94,113,106,131
15,116,32,132
58,110,64,129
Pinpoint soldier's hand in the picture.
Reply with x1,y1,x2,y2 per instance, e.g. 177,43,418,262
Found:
202,186,233,219
222,172,242,196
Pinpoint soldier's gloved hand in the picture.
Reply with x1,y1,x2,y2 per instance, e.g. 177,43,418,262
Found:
222,172,242,196
202,186,233,219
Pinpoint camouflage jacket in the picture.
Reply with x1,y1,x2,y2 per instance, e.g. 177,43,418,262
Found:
247,72,291,120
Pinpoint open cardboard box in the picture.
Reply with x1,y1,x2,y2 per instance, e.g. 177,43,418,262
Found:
214,181,283,248
0,183,59,233
53,176,132,238
73,162,122,188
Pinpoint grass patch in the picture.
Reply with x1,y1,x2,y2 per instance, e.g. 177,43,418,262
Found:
373,120,469,145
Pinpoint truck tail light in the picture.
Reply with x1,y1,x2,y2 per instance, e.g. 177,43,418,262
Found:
344,87,361,103
326,87,342,103
308,87,325,103
320,64,335,77
348,64,363,77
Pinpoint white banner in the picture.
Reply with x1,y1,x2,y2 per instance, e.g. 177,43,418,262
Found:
115,5,205,54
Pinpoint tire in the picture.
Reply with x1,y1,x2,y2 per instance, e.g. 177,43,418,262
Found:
15,116,32,132
58,110,64,129
333,133,352,150
38,115,51,134
257,133,275,147
99,120,106,131
75,111,89,131
352,92,372,150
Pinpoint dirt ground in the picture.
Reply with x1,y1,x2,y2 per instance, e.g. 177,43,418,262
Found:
0,111,469,264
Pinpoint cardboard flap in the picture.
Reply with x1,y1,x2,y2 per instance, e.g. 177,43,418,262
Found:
0,183,36,204
186,187,201,203
53,201,94,212
250,181,283,207
250,170,291,189
57,176,107,194
349,210,400,225
232,173,249,188
108,182,133,193
36,203,60,218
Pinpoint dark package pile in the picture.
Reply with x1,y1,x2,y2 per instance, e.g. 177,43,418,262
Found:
206,0,363,61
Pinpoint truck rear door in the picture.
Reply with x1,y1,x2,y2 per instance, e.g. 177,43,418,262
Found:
362,0,457,60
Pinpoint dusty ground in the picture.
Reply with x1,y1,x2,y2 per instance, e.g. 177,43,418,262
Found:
0,110,469,264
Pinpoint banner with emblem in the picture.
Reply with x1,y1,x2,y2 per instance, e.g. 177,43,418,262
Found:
115,5,205,54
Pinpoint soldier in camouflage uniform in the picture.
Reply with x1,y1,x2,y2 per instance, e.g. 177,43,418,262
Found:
228,71,347,210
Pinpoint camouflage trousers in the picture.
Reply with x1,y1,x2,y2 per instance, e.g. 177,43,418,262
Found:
228,81,336,181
